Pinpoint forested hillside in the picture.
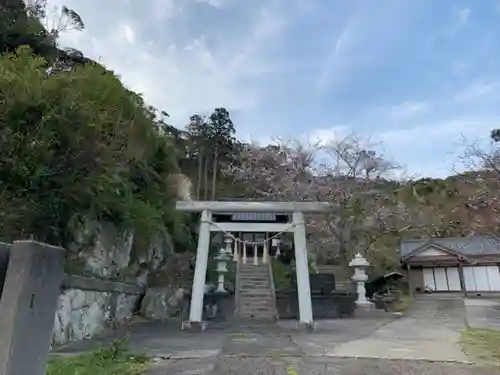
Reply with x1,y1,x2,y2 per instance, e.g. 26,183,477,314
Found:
1,0,499,276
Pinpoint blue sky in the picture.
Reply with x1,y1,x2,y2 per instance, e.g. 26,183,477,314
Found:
49,0,500,178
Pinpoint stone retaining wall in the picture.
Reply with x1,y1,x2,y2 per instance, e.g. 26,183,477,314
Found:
275,291,356,319
52,275,145,346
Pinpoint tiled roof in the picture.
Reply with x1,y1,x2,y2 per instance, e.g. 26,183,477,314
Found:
400,235,500,258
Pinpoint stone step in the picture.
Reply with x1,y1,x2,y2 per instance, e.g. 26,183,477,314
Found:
239,299,273,305
240,267,268,271
237,261,277,320
239,292,272,296
240,274,269,278
239,289,272,295
240,279,268,283
240,299,273,304
240,276,268,280
240,282,269,288
240,289,270,294
239,311,276,318
239,315,275,320
240,288,271,293
240,293,271,297
239,308,276,314
240,282,269,287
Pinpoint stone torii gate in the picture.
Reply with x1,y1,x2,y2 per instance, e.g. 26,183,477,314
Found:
176,200,330,330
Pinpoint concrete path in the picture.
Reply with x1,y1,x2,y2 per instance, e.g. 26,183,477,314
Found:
54,299,498,374
464,297,500,330
328,297,469,362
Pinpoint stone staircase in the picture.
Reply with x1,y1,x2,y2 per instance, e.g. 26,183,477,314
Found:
237,262,277,320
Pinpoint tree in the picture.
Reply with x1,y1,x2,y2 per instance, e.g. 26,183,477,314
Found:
232,134,406,273
186,114,209,199
207,108,235,200
0,0,57,59
457,132,500,234
0,46,182,248
308,135,402,265
235,137,324,201
184,108,236,200
1,0,89,72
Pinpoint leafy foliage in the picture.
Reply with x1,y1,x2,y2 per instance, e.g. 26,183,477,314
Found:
0,46,186,249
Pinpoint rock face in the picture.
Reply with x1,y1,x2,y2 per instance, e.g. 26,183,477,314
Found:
140,286,186,320
52,289,140,346
67,218,175,283
52,217,181,346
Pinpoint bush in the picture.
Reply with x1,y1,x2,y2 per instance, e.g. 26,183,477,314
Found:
0,47,188,250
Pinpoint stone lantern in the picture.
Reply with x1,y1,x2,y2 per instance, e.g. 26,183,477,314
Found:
349,253,373,309
214,247,233,292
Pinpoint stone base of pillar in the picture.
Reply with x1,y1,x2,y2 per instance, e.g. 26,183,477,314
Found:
355,300,375,310
296,321,315,332
181,321,207,332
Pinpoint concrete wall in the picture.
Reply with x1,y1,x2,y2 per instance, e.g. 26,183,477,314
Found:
52,275,144,346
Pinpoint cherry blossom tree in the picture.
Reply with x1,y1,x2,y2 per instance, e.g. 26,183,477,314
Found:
456,134,500,233
233,134,408,272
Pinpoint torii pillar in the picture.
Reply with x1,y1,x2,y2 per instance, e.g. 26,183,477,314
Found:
176,200,330,331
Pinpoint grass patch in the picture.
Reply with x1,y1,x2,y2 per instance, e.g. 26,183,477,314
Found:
47,340,150,375
461,327,500,368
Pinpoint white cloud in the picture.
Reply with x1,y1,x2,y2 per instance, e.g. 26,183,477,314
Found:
303,117,500,178
151,0,183,20
195,0,229,9
51,0,293,128
120,24,136,44
308,126,351,146
453,81,500,103
378,101,430,121
457,7,471,25
440,7,471,39
379,118,499,147
315,25,353,95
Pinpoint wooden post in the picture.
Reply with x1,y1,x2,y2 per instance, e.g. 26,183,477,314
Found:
263,241,268,265
242,242,247,264
458,258,467,298
407,263,413,298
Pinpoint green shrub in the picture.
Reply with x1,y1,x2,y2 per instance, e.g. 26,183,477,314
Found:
0,47,189,250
